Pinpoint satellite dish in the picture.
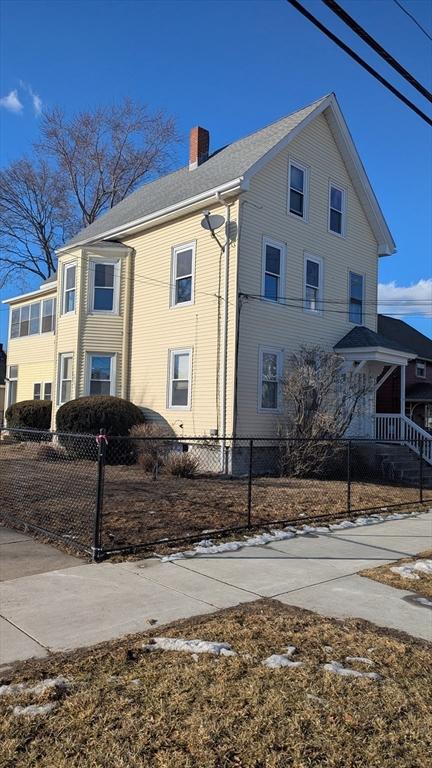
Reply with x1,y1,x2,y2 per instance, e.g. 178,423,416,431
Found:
200,213,225,232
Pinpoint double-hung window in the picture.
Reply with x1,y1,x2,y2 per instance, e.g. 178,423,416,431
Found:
59,353,73,404
262,238,285,302
172,243,195,306
288,160,308,219
259,347,282,411
33,383,41,400
7,365,18,408
63,263,76,314
43,382,52,400
304,255,323,312
329,183,346,236
168,349,192,408
10,309,20,339
349,272,364,324
416,361,426,378
87,354,116,396
90,260,119,313
41,298,56,333
29,303,40,335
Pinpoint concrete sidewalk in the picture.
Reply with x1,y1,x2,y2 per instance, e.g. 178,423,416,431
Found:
1,511,431,665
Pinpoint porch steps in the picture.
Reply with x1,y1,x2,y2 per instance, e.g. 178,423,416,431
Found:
375,444,432,489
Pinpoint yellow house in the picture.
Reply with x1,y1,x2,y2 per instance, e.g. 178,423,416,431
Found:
4,93,417,456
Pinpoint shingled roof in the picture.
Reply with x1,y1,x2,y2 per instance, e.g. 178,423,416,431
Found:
59,93,395,254
378,315,432,361
334,325,414,355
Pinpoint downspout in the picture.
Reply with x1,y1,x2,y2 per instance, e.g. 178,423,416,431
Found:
121,250,133,400
219,198,230,472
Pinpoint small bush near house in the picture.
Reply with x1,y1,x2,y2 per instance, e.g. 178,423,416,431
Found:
56,395,145,464
165,451,199,478
5,399,52,433
130,423,173,479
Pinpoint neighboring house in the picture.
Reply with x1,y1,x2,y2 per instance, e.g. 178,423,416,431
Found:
377,315,432,432
0,343,6,423
4,92,423,462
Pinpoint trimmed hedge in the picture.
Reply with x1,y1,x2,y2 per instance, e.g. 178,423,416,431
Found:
56,395,145,464
6,399,52,432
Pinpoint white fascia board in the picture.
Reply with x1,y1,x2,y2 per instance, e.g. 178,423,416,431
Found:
2,282,57,305
336,345,414,365
57,178,244,254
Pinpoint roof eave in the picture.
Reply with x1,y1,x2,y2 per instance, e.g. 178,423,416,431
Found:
2,282,57,306
57,177,245,254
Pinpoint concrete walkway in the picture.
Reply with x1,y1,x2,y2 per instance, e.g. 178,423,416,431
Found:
1,512,431,665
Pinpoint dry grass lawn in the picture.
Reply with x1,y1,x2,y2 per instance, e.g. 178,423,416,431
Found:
361,549,432,599
1,601,431,768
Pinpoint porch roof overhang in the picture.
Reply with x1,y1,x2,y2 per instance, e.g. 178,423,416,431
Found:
334,326,414,366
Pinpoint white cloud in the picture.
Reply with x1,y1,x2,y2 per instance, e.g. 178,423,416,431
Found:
19,80,43,116
0,89,23,114
378,279,432,318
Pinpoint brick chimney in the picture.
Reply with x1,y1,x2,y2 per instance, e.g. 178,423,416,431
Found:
189,126,209,170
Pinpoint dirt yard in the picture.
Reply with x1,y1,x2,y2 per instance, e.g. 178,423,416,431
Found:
0,441,428,554
361,550,432,599
1,600,430,768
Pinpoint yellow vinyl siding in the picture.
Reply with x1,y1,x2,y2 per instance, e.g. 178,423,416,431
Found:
124,200,239,436
236,112,379,436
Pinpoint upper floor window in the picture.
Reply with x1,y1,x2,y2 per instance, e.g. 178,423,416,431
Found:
168,348,192,408
87,353,116,396
171,243,195,306
349,272,364,324
59,353,73,405
329,183,346,236
63,263,76,314
304,254,323,313
262,238,285,302
259,347,282,411
288,160,308,219
416,360,426,378
90,260,120,313
10,299,55,339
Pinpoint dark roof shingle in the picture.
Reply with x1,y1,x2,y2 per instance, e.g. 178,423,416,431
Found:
334,325,414,354
378,315,432,361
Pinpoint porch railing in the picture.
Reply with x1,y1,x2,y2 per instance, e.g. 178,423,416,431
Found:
374,413,432,465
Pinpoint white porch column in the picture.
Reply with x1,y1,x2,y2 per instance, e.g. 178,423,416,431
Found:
400,364,406,416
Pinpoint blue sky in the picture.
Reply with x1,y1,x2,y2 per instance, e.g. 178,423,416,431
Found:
1,0,431,345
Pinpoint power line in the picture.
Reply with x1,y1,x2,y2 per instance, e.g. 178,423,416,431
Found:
285,0,432,126
240,293,431,320
393,0,432,43
322,0,432,103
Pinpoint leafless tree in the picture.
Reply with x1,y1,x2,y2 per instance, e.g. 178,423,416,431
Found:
278,346,374,476
0,99,178,288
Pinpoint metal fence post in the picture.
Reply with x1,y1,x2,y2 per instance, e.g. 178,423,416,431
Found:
247,438,253,528
93,429,107,562
419,437,424,505
347,440,352,514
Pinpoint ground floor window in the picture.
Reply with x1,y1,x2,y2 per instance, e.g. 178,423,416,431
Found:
259,347,282,411
59,354,73,405
87,354,116,396
33,383,41,400
43,382,52,401
7,365,18,407
33,382,52,401
168,349,192,408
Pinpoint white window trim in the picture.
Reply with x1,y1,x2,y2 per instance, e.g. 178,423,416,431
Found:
167,347,192,410
328,180,347,238
33,383,42,400
258,346,283,413
6,365,18,410
415,360,426,378
41,297,56,334
43,382,52,400
170,242,196,308
58,353,74,405
303,253,324,315
85,352,117,396
9,299,56,341
287,157,309,222
62,262,77,316
88,257,121,315
348,270,365,325
261,236,286,303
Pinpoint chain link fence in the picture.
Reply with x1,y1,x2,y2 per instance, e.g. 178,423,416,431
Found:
1,427,431,559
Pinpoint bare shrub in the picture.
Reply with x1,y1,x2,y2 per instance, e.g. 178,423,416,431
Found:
164,451,199,478
130,423,172,479
25,442,67,462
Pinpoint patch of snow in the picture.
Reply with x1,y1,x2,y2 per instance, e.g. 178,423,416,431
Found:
159,512,418,562
323,646,333,652
0,677,68,698
262,655,303,669
142,637,236,656
13,702,57,717
390,559,432,580
323,661,381,680
413,596,432,607
345,656,374,666
306,693,327,705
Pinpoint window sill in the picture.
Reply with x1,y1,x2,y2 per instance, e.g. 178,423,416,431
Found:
170,301,195,310
328,227,346,239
